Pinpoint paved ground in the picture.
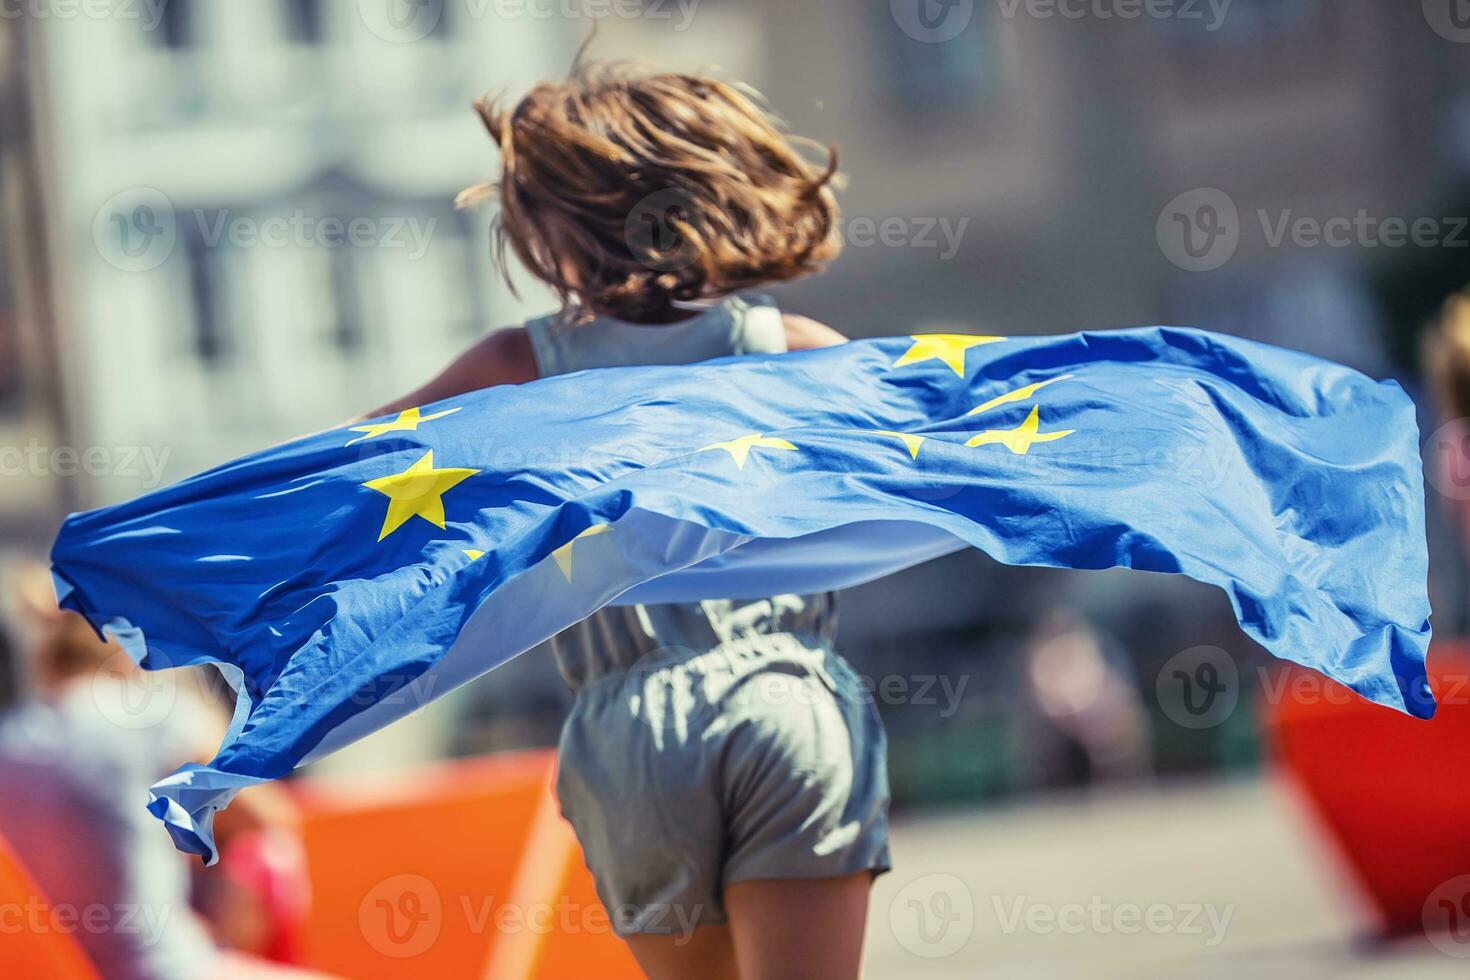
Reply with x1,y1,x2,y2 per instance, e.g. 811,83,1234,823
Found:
862,777,1464,978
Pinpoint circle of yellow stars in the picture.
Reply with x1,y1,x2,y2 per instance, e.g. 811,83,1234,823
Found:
347,334,1075,582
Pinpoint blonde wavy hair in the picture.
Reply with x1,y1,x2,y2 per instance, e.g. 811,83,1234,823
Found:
456,62,842,323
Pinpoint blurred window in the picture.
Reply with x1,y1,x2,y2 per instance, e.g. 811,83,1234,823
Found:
448,208,490,339
0,227,21,416
1162,0,1324,44
156,0,196,48
386,0,451,41
874,5,993,111
180,217,229,368
283,0,326,45
327,246,365,354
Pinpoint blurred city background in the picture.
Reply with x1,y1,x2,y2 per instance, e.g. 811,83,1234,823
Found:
2,1,1470,977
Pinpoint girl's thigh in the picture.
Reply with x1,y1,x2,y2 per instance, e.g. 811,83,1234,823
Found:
724,871,874,980
622,921,739,980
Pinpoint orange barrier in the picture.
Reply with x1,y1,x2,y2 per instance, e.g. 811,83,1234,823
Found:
0,833,99,978
292,749,641,979
1265,646,1470,937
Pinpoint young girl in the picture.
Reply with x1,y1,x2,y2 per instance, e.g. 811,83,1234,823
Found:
376,63,889,980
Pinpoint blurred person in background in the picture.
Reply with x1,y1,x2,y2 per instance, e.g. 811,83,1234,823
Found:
366,62,885,980
1427,289,1470,533
1020,610,1152,790
0,562,314,978
1423,288,1470,634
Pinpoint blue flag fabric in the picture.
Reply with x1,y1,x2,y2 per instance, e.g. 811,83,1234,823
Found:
49,328,1432,862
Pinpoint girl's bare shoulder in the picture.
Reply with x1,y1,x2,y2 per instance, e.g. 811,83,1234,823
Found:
781,314,848,351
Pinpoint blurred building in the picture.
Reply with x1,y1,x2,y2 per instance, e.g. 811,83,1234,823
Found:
0,16,67,549
670,2,1470,360
21,0,572,503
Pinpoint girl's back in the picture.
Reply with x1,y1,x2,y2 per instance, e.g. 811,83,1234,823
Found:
522,293,837,691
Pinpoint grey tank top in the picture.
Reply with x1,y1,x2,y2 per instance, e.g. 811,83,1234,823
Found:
523,294,838,691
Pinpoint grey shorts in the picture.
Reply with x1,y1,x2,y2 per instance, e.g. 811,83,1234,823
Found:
554,637,892,937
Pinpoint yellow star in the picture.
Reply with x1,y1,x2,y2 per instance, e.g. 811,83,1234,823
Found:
966,405,1074,455
869,429,926,460
968,375,1074,415
552,524,610,582
697,434,798,469
893,334,1004,377
361,450,479,541
463,549,485,560
346,406,461,446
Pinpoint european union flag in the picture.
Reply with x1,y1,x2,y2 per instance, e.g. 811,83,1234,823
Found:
49,328,1432,862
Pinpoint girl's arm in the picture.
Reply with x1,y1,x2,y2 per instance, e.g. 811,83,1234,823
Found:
364,327,538,419
783,314,848,350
